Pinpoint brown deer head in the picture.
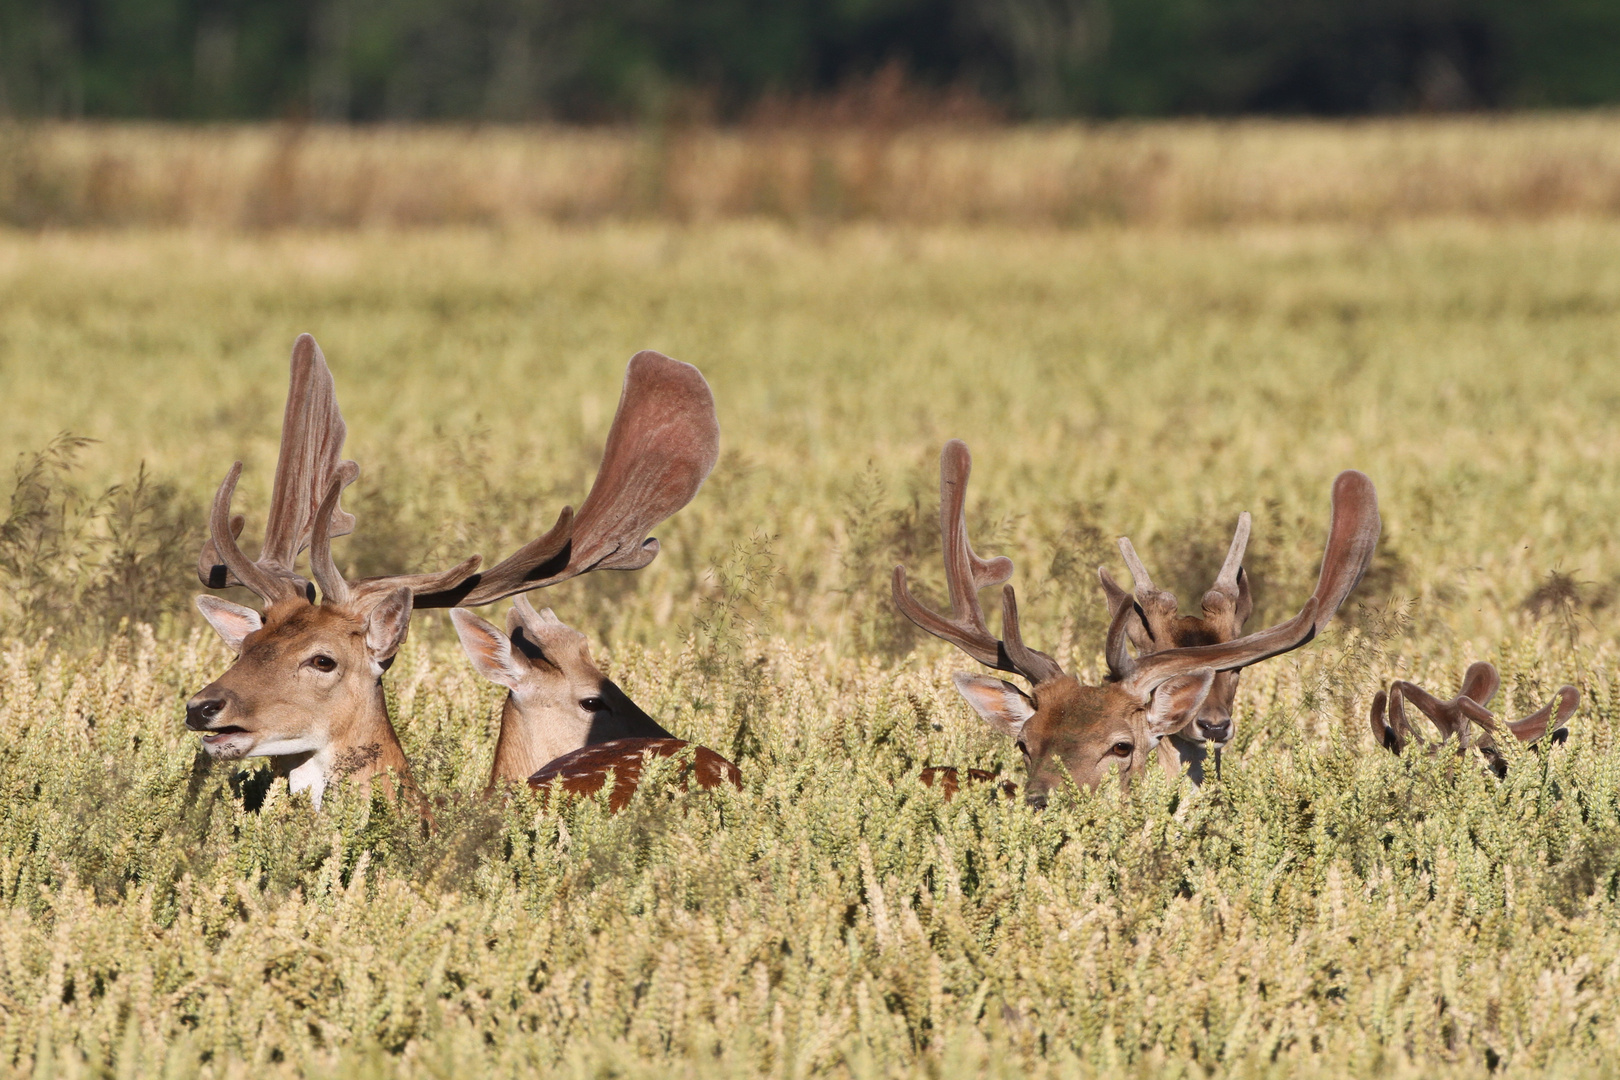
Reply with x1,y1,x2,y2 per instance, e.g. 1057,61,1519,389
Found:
1097,514,1252,756
1102,514,1269,785
893,441,1379,807
187,336,719,810
1371,661,1576,777
451,598,677,787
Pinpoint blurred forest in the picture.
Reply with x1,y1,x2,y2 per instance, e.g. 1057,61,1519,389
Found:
1,0,1617,122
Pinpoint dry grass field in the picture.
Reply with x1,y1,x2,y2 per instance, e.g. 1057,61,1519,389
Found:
6,113,1620,229
1,119,1620,1077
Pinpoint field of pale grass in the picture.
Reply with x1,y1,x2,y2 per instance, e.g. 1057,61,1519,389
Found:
5,114,1620,229
0,138,1619,1075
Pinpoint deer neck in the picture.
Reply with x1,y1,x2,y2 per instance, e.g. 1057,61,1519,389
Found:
277,677,416,810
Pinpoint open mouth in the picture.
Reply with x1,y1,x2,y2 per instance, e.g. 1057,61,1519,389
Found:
201,726,247,743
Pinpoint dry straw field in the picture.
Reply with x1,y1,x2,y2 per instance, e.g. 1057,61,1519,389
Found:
1,117,1620,1077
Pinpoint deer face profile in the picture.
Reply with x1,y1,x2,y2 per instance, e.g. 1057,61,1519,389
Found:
893,440,1379,806
190,590,415,794
451,598,675,787
187,335,719,810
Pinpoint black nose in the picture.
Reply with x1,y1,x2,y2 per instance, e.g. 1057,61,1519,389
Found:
1196,719,1232,743
1025,793,1049,811
186,698,225,730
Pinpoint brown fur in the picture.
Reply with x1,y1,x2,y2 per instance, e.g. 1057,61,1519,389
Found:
528,738,742,812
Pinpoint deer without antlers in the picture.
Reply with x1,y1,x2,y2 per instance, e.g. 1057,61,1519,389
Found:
893,440,1379,806
451,597,740,797
186,335,719,811
1370,662,1577,778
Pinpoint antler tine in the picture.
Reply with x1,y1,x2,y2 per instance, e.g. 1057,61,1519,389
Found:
415,351,719,610
1388,684,1423,750
939,439,1015,619
198,513,246,589
1502,685,1580,745
999,585,1063,684
893,441,1059,684
309,466,359,605
205,463,303,603
1118,537,1154,593
1098,566,1153,653
1104,590,1139,681
1458,661,1500,708
1214,511,1251,591
1370,689,1397,752
1455,695,1502,738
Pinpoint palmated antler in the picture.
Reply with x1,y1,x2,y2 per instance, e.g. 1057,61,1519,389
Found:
202,342,719,617
333,349,720,611
892,440,1063,685
1112,471,1380,699
198,334,360,604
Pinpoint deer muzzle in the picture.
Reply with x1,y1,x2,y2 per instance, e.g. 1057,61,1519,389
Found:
185,687,250,747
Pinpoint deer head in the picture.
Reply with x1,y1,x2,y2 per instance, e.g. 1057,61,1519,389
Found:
893,440,1379,807
451,598,677,787
1097,514,1252,754
1370,661,1577,777
188,336,719,810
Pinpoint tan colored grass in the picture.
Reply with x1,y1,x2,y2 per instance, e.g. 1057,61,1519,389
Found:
6,114,1620,229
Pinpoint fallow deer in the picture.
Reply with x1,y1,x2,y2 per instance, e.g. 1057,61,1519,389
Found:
893,440,1379,806
451,596,740,798
185,334,719,810
1370,661,1576,778
1097,514,1254,782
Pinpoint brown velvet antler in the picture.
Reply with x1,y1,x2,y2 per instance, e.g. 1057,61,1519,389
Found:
201,342,719,618
1370,661,1578,775
1113,471,1379,698
198,334,360,604
326,349,718,611
891,440,1063,685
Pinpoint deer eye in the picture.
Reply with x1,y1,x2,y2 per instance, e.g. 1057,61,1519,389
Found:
579,697,605,712
307,655,337,673
1110,741,1134,757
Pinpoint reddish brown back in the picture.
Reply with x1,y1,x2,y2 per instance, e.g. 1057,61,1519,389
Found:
528,738,742,812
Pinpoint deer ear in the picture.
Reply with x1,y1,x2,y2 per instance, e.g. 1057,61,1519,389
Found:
451,608,528,690
364,587,413,668
195,595,262,653
951,673,1035,738
1145,669,1215,740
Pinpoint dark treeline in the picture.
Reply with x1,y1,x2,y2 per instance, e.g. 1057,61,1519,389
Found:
1,0,1617,121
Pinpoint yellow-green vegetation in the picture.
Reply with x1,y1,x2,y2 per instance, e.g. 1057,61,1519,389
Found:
1,149,1620,1076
